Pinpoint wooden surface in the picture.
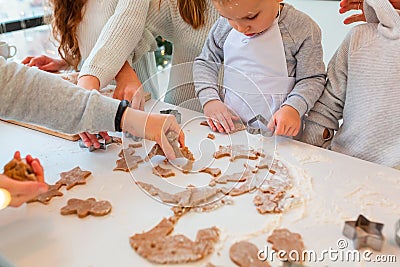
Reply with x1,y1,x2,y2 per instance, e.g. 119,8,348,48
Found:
1,119,80,141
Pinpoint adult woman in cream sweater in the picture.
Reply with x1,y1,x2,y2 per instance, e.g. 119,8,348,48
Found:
78,0,220,112
23,0,158,108
23,0,160,148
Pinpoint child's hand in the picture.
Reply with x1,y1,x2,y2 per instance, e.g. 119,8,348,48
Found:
267,105,301,136
203,100,239,133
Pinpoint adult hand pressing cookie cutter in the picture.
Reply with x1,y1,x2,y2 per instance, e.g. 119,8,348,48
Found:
343,214,384,251
246,114,274,137
395,219,400,247
78,134,113,152
160,109,182,124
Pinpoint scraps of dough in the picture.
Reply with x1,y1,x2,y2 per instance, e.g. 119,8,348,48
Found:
214,145,264,161
200,167,222,178
3,157,37,181
60,197,112,218
136,181,224,208
152,165,175,178
130,217,219,264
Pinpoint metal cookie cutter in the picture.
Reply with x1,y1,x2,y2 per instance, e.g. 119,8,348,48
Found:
343,214,384,251
395,219,400,247
124,132,142,142
78,134,113,152
160,109,182,124
246,114,273,137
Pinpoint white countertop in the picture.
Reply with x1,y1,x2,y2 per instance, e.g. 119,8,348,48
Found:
0,99,399,267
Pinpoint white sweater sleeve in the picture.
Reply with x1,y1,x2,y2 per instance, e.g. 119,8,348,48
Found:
79,0,151,88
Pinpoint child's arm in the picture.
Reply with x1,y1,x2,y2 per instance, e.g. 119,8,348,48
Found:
301,31,352,146
194,18,237,133
272,17,326,136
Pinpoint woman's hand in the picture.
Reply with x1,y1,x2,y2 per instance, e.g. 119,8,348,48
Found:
121,109,185,160
114,61,146,110
339,0,400,24
21,55,68,72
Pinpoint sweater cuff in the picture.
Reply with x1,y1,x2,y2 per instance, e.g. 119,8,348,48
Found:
198,88,221,108
283,95,308,118
301,120,330,147
88,91,120,132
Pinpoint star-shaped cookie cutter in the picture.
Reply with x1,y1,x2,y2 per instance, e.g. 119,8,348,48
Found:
395,219,400,247
246,114,274,137
343,214,384,251
160,109,182,124
78,134,114,152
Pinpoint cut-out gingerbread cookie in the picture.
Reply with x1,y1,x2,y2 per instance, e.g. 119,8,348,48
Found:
130,217,219,264
3,158,36,181
60,197,112,218
153,165,175,178
114,155,143,172
56,166,92,190
267,229,305,263
230,241,270,267
27,183,63,204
